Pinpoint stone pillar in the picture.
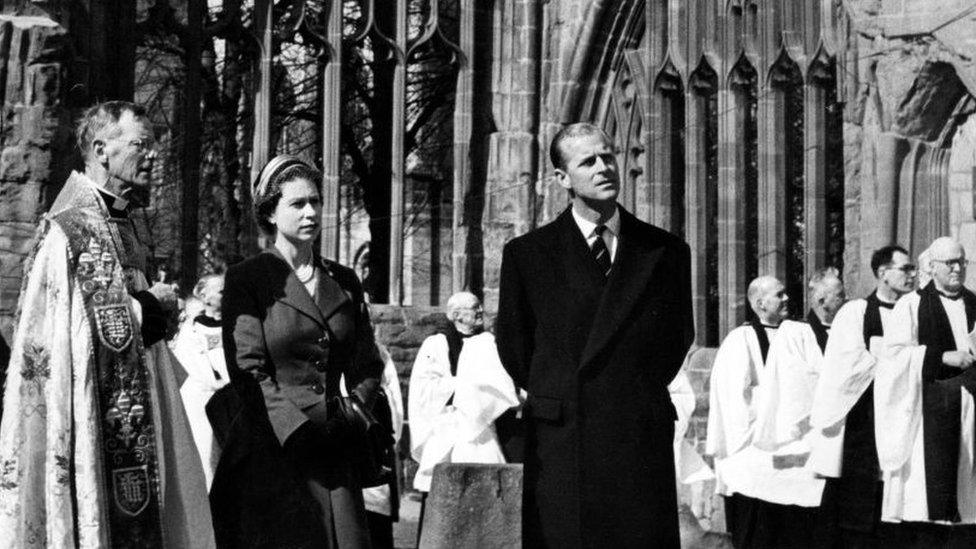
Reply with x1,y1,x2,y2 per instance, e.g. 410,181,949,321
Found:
482,0,540,311
717,86,749,336
756,88,787,281
803,82,826,305
0,15,71,339
452,0,475,294
685,85,711,346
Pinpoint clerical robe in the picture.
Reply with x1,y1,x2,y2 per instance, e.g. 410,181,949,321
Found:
0,172,214,548
750,314,828,507
875,283,976,524
172,315,229,490
706,321,774,499
670,368,712,485
809,293,891,537
408,331,519,492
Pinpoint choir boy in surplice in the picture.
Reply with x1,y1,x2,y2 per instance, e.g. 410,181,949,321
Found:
706,276,789,548
808,245,916,547
875,237,976,547
749,267,847,548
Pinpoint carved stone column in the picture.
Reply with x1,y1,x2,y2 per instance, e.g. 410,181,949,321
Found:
482,0,540,311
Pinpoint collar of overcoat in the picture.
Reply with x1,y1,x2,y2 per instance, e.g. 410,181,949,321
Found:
553,206,666,372
265,247,351,327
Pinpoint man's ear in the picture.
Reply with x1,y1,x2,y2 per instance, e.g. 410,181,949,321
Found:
554,168,571,191
92,139,108,165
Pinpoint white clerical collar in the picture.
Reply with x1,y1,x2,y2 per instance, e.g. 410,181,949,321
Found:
78,172,129,211
96,185,129,211
572,205,620,240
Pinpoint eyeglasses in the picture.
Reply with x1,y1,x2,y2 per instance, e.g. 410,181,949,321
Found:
893,264,917,273
114,137,155,153
932,258,968,269
127,138,155,153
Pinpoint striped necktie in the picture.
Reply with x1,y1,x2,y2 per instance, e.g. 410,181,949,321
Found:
591,225,611,277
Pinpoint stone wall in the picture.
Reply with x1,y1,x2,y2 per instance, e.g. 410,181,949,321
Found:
0,14,72,340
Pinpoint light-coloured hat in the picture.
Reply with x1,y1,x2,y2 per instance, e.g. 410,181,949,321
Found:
252,154,307,199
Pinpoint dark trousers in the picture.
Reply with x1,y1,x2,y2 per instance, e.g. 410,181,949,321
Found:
365,511,393,549
820,477,884,548
725,493,828,548
878,521,976,549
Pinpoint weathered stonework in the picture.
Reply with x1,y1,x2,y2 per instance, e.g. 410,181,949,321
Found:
0,15,71,339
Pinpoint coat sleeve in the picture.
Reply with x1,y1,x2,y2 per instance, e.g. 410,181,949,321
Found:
496,240,533,390
408,335,455,463
348,273,384,403
662,241,695,384
222,264,308,445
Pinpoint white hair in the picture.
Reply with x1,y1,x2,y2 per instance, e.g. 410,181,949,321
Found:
446,291,479,319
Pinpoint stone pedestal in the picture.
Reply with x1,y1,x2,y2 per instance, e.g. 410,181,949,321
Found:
419,463,522,549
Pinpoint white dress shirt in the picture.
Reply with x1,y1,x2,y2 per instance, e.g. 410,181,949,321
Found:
572,206,620,262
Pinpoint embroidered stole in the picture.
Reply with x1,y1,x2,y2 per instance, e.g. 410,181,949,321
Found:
53,204,164,547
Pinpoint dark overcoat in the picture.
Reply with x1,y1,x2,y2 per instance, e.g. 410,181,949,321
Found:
210,249,383,549
496,207,694,549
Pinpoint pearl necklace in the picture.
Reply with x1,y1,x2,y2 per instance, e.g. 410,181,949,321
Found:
295,262,315,283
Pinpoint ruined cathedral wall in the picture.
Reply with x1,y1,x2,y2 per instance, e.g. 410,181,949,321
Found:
0,11,73,340
841,0,976,293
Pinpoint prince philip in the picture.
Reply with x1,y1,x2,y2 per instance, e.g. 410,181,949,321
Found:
497,123,694,548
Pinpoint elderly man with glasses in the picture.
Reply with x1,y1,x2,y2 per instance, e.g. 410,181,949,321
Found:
808,245,917,547
873,237,976,547
0,101,213,547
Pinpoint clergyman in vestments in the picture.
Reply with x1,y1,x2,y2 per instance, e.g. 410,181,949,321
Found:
409,291,520,540
706,275,789,548
875,237,976,546
0,101,214,548
808,245,917,546
748,268,846,548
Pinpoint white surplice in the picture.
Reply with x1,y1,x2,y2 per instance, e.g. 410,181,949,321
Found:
808,299,892,477
874,292,976,523
670,369,713,484
171,318,229,490
747,319,826,506
706,325,788,500
362,345,403,516
408,331,519,492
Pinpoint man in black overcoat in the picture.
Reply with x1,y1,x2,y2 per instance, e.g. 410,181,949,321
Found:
496,123,694,548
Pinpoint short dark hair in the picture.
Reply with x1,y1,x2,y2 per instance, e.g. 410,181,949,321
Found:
76,101,148,160
870,245,909,277
253,158,322,236
549,122,612,171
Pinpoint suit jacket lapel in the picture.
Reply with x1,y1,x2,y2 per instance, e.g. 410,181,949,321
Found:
578,209,663,370
266,249,327,327
316,260,352,320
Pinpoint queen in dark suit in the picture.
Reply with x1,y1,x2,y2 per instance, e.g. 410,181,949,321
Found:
497,124,694,548
215,155,383,549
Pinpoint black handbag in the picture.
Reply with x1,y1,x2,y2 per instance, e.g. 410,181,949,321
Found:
331,390,396,488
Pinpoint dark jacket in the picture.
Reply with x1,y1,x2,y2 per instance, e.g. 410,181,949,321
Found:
496,207,694,549
209,250,383,549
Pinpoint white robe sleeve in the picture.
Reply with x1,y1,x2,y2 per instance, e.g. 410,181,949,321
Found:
407,334,456,465
670,369,713,484
452,333,519,442
706,328,758,459
874,294,925,474
754,321,821,451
